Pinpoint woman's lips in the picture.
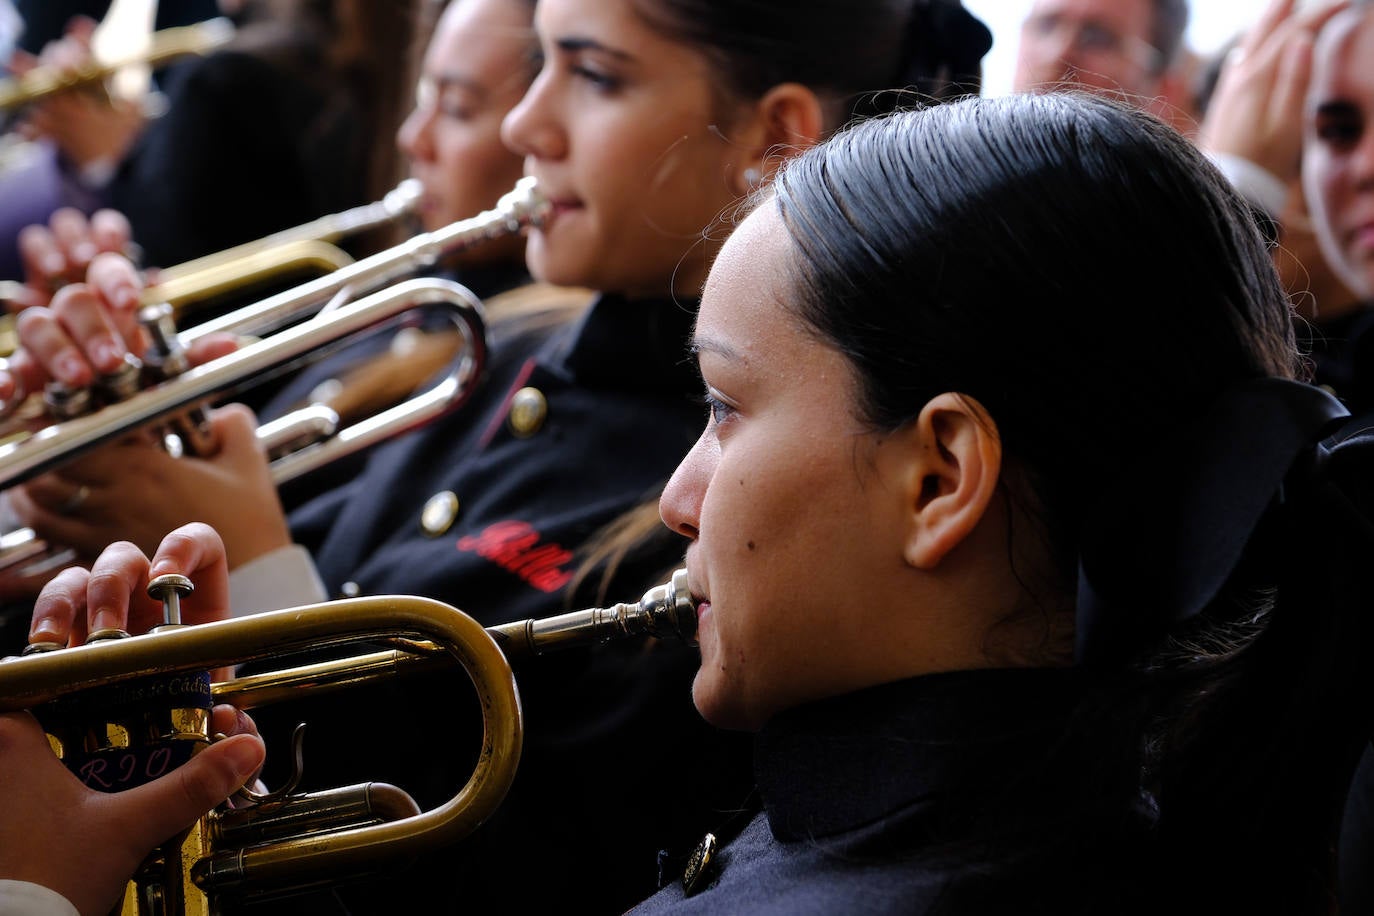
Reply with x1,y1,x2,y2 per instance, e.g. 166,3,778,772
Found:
1351,222,1374,255
537,198,581,226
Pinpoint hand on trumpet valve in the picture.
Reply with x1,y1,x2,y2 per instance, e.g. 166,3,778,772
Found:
0,251,236,409
1,525,266,913
27,521,234,648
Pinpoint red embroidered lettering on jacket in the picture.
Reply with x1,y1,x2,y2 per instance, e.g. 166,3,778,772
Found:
456,521,574,593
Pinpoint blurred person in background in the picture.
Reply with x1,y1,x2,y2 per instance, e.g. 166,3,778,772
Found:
1011,0,1199,132
0,0,420,288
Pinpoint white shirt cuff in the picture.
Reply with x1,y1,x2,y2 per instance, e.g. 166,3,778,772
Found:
1205,152,1287,220
228,545,328,616
76,157,119,190
0,880,79,916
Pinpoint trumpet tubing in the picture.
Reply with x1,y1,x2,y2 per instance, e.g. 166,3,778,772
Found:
181,176,546,347
216,569,697,708
0,277,486,489
156,179,423,287
5,593,523,909
0,570,696,908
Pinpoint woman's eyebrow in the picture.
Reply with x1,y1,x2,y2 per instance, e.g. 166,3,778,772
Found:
691,335,741,362
553,35,636,61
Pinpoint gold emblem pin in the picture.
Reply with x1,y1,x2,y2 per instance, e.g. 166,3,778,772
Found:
507,386,548,438
421,490,460,537
682,832,718,897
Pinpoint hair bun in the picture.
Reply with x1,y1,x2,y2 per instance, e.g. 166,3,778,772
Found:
901,0,993,101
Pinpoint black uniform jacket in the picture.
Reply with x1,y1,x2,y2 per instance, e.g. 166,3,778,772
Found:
243,292,756,916
631,668,1153,916
1300,306,1374,418
1300,304,1374,916
108,47,368,270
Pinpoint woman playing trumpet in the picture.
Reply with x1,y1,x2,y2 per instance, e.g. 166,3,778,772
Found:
7,90,1374,914
0,0,994,912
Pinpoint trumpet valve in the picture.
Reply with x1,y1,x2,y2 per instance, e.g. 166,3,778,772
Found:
148,572,194,628
87,627,134,643
139,302,189,378
98,352,144,402
40,351,143,421
138,302,217,455
42,380,93,420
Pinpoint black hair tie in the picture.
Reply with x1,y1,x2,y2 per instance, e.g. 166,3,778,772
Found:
899,0,993,102
1075,378,1358,666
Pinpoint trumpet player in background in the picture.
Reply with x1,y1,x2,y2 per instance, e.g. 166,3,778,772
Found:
0,0,541,597
0,0,994,911
0,0,420,291
246,0,551,477
8,89,1374,915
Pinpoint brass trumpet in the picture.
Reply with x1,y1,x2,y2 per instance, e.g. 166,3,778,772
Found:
152,178,425,299
0,569,695,910
0,178,425,356
0,18,237,113
0,178,548,569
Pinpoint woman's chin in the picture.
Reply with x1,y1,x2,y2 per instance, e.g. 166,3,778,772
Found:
691,676,752,732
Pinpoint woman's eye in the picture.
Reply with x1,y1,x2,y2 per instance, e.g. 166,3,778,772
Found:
437,88,478,120
704,394,735,426
571,64,621,92
1314,111,1364,151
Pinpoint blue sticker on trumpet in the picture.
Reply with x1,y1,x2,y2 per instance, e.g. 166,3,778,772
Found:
35,670,213,792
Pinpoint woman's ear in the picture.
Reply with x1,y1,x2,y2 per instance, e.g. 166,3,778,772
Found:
900,393,1002,570
731,82,825,195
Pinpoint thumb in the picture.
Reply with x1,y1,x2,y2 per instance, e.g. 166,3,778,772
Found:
113,734,265,851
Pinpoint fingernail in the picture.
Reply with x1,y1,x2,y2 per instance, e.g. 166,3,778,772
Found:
89,606,120,633
115,285,140,311
92,339,120,371
74,243,97,265
28,618,63,646
56,351,87,383
42,254,65,276
222,736,264,781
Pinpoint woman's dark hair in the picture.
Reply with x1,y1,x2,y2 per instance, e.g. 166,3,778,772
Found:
774,92,1294,577
630,0,992,125
228,0,426,253
772,93,1371,911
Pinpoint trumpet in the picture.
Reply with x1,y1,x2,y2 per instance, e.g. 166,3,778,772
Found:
0,178,548,570
154,178,425,295
0,18,237,113
0,568,695,911
0,178,426,356
0,177,547,485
